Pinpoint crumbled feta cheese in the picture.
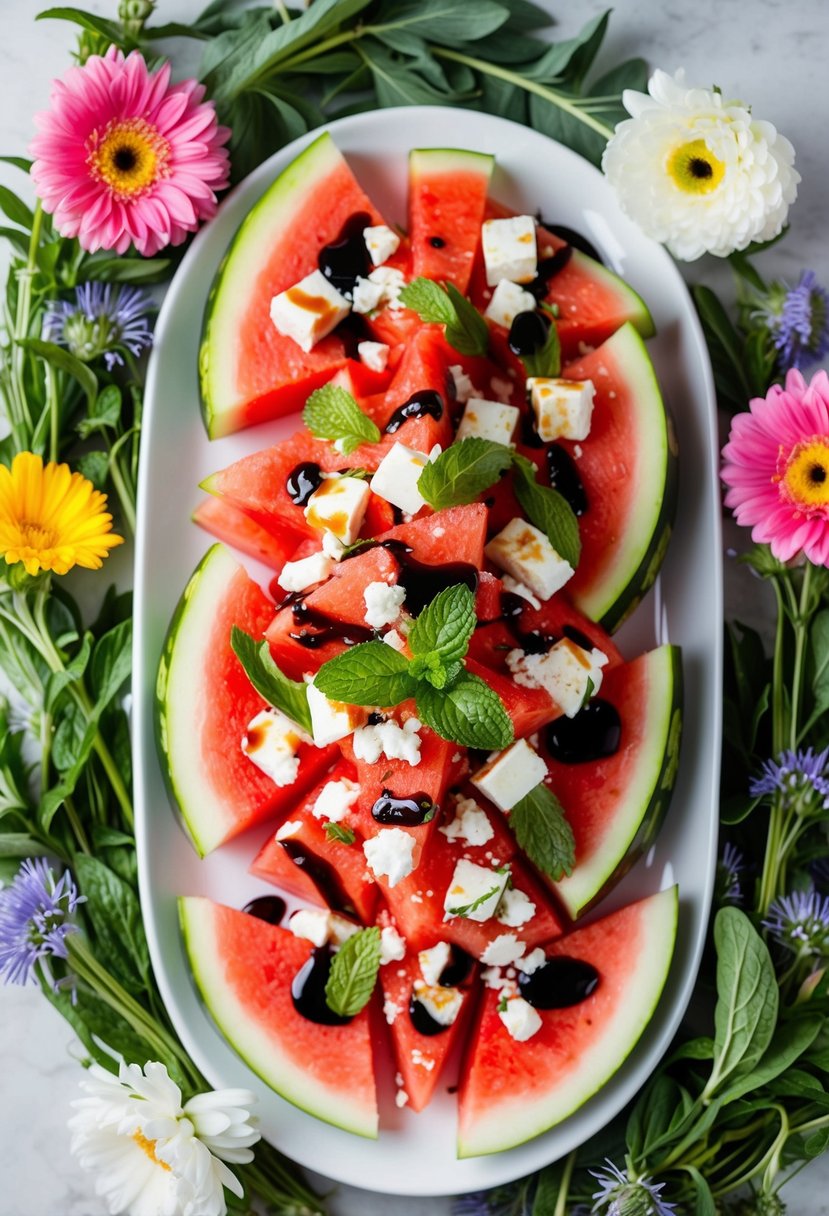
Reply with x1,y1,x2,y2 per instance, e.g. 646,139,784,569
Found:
499,995,542,1041
528,377,595,442
444,859,510,923
351,276,384,315
357,339,390,372
456,398,519,445
370,442,430,516
383,628,406,653
471,738,547,812
497,887,537,929
501,575,541,610
480,933,526,967
311,777,360,823
363,579,406,628
363,223,400,267
277,550,334,594
368,265,406,310
322,531,346,561
276,819,302,840
449,364,477,404
384,997,401,1024
485,518,574,601
306,681,367,748
507,638,608,718
482,215,537,287
288,908,330,947
352,717,423,767
482,966,515,992
395,1088,409,1108
418,941,451,986
241,708,307,788
484,279,538,329
363,828,416,887
411,1048,436,1071
270,269,350,352
304,473,370,545
412,979,464,1027
439,795,495,847
380,924,407,965
515,947,546,975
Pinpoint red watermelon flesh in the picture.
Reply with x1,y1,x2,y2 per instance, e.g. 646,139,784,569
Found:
361,325,455,455
362,242,421,350
376,502,489,570
408,149,494,294
466,656,558,739
192,495,303,573
468,600,624,678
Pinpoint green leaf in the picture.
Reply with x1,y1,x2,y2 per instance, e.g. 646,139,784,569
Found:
75,451,109,490
231,627,313,733
0,156,33,174
325,926,381,1017
36,7,123,43
418,437,512,509
373,0,509,47
314,641,415,708
521,313,561,378
408,583,476,666
0,834,52,859
19,338,98,409
302,383,380,454
77,385,122,439
416,671,514,749
52,701,87,771
74,855,150,993
444,282,489,356
687,1167,716,1216
692,285,751,412
510,782,575,880
520,10,609,88
90,620,132,712
397,276,455,324
811,609,829,719
512,453,581,567
718,1016,822,1104
44,632,92,713
0,185,34,231
447,882,503,918
325,822,356,845
81,256,172,284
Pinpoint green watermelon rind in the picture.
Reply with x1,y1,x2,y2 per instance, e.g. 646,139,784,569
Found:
199,132,344,440
409,147,495,177
457,885,679,1158
178,896,379,1140
565,249,656,342
553,644,683,919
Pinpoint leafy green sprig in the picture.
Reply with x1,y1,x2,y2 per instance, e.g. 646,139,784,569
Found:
397,277,489,357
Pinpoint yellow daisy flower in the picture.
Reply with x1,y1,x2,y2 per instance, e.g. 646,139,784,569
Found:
0,452,123,577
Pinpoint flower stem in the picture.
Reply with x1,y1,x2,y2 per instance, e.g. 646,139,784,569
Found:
9,199,44,447
554,1150,576,1216
789,562,812,749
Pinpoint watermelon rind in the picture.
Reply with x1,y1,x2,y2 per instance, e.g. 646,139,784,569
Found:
199,132,344,439
553,645,683,918
457,885,678,1157
409,147,495,176
178,896,379,1139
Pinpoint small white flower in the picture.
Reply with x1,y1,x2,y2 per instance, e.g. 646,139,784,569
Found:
602,68,800,261
68,1059,259,1216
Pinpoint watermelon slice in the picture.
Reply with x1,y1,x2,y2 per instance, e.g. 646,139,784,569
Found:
199,133,388,438
155,545,335,855
457,886,678,1156
192,495,303,572
180,897,378,1137
409,149,494,293
547,645,682,918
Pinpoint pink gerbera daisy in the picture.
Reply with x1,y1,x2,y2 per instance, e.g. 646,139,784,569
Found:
722,368,829,566
30,47,230,257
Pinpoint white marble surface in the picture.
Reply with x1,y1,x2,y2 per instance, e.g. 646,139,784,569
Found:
2,0,829,1212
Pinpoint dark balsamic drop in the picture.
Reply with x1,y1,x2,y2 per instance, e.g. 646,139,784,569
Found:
242,895,286,926
367,711,385,726
286,462,324,507
546,444,588,517
516,629,553,656
381,539,478,616
537,219,604,264
281,840,356,914
289,600,375,650
501,591,528,624
333,309,370,357
429,235,446,248
317,210,372,296
292,947,352,1026
508,310,550,358
385,389,444,435
439,946,474,988
527,245,573,300
546,699,622,764
563,624,595,652
409,993,450,1037
520,408,544,449
372,790,436,826
518,955,600,1009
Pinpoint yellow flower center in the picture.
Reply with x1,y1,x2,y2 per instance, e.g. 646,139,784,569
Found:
132,1130,171,1171
666,139,725,195
87,118,170,199
775,436,829,515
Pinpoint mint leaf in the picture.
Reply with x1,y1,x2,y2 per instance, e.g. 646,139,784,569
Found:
521,312,561,378
325,926,382,1017
325,823,356,845
409,583,476,666
302,384,380,454
510,783,575,881
418,437,512,510
416,671,514,750
448,884,502,918
231,627,312,734
512,453,581,569
397,277,455,325
314,641,415,707
444,282,489,357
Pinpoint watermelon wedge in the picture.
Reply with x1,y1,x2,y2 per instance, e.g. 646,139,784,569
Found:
155,545,335,855
457,886,678,1156
192,495,303,571
409,149,494,293
180,897,378,1137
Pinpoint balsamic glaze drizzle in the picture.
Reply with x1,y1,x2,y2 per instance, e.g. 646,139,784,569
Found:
242,895,286,926
317,211,371,296
291,947,352,1025
546,700,622,765
281,840,356,914
384,389,444,435
372,790,436,826
546,444,588,516
286,462,324,507
517,955,600,1008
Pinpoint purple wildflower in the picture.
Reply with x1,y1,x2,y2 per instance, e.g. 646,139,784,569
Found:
0,858,84,985
749,747,829,815
43,281,154,370
763,889,829,958
452,1184,530,1216
716,842,746,906
754,271,829,372
590,1159,676,1216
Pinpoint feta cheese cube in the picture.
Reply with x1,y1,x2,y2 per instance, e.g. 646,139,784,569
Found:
277,550,334,594
306,681,368,747
485,518,574,601
439,795,494,847
311,777,360,823
501,575,541,610
497,887,537,929
352,717,423,766
484,279,538,329
363,223,400,267
276,819,302,840
321,531,346,561
327,913,360,947
482,216,537,287
471,738,547,812
351,276,385,315
444,859,510,923
498,995,542,1041
456,398,520,445
412,980,464,1027
380,924,407,966
383,628,406,653
507,638,608,718
515,947,546,975
363,827,416,887
370,442,430,516
288,908,330,947
270,269,350,352
241,708,307,787
449,364,477,403
368,265,406,310
528,377,595,442
418,941,451,986
363,580,406,629
480,933,526,967
357,340,390,372
304,473,370,545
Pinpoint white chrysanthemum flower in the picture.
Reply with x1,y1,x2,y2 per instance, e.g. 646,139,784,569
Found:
68,1060,259,1216
602,68,800,261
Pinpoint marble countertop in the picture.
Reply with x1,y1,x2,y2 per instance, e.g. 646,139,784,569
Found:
3,0,829,1212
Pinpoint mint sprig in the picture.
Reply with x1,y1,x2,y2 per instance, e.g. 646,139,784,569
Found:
398,276,488,357
416,671,514,750
325,822,356,845
325,926,382,1017
231,627,312,735
521,312,562,378
302,383,380,454
408,583,476,668
512,453,581,569
418,437,512,510
510,782,575,882
313,640,415,707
